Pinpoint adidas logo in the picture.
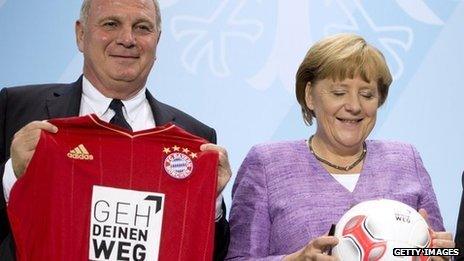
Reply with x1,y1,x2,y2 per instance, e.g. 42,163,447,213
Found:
67,144,94,160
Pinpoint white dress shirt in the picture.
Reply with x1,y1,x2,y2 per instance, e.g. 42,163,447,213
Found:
79,77,155,131
3,77,222,218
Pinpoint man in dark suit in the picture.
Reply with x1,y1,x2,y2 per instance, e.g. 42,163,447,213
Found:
0,0,231,259
456,172,464,260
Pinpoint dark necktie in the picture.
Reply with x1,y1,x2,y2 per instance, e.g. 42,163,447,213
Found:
109,99,132,131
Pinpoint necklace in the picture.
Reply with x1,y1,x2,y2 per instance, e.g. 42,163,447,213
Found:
307,135,367,171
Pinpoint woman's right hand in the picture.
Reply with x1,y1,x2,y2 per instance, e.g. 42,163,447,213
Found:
283,236,339,261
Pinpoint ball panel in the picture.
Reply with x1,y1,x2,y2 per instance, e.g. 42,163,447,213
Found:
408,222,431,247
333,237,362,261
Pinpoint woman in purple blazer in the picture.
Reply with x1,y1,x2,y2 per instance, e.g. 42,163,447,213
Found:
226,34,454,260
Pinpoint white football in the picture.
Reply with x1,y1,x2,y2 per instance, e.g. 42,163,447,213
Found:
332,199,431,261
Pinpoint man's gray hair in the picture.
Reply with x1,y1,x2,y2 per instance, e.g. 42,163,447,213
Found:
79,0,162,32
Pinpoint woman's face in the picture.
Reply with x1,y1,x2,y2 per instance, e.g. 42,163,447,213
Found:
305,76,379,152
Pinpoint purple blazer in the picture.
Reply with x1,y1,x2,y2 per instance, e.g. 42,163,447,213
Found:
226,140,444,260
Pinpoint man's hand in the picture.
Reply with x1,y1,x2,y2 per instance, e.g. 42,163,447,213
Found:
10,121,58,178
283,236,339,261
200,144,231,196
419,209,455,261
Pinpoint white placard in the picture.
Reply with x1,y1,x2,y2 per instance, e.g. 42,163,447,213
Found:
89,186,164,261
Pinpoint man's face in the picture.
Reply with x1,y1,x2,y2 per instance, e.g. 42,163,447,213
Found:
76,0,160,98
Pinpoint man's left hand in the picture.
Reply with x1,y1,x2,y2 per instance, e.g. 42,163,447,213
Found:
200,144,232,196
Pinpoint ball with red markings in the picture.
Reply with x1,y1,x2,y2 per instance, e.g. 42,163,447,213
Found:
332,199,431,261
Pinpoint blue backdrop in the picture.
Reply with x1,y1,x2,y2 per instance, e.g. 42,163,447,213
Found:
1,0,462,233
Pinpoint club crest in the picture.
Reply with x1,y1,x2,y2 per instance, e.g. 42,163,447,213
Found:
163,146,197,179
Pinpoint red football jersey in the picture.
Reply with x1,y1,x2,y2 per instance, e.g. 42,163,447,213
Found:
8,115,218,261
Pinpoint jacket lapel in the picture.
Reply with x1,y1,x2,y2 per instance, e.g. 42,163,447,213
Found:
45,76,83,119
146,90,176,126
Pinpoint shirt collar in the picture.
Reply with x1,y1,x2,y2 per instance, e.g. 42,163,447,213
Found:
82,76,147,122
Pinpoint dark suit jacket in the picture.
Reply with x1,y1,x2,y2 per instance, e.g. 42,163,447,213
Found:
456,172,464,260
0,76,230,260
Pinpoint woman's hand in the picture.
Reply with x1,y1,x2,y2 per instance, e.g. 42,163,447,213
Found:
283,236,339,261
419,209,455,260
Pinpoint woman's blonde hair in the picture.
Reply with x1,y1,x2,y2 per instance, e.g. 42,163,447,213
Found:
295,33,392,125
